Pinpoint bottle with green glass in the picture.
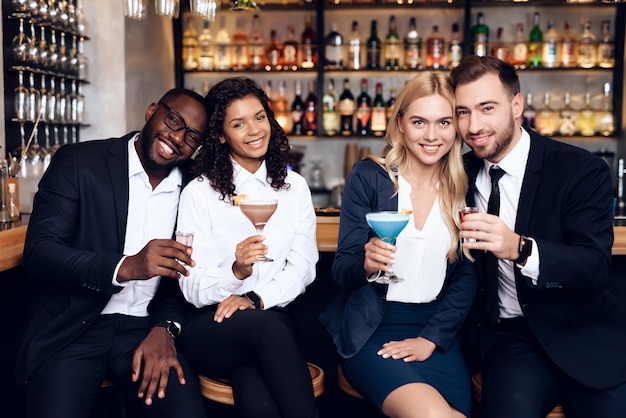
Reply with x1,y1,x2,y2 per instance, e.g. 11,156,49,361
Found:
471,12,489,57
528,12,542,68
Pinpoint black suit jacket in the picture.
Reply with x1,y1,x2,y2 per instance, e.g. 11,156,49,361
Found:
15,135,190,384
463,129,626,390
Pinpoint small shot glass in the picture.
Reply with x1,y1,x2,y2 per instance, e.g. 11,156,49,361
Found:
458,207,478,243
175,230,194,247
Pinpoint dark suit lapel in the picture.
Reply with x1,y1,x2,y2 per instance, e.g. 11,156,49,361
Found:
107,134,133,250
515,131,545,235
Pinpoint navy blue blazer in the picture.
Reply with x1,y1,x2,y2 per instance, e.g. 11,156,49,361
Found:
16,135,191,384
319,159,477,359
463,129,626,390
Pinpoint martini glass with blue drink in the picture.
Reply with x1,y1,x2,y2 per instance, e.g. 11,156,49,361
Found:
365,211,412,284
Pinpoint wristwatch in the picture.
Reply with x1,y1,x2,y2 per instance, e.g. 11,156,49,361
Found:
514,235,533,264
244,291,262,309
162,321,180,340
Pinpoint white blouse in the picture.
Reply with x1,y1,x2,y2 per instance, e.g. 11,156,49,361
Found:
385,175,451,304
176,160,318,309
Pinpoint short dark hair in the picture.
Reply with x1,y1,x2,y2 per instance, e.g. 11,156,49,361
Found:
160,88,208,115
450,56,520,99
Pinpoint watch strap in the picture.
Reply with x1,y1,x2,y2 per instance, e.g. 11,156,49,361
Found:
514,235,532,264
244,291,262,309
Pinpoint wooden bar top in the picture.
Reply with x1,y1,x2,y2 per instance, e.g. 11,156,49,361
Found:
3,217,626,272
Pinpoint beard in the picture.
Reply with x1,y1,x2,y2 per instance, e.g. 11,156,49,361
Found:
140,124,180,172
468,115,517,162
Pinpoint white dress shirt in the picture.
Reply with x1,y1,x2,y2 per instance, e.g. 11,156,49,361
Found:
386,175,450,303
474,127,540,318
101,135,183,317
177,159,318,310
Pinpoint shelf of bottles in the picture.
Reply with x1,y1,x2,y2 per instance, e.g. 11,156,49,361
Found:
3,0,90,163
176,0,623,139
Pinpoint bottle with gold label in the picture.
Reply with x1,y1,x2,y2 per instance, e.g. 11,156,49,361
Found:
182,17,199,71
510,23,527,69
322,78,339,136
560,21,577,68
578,92,596,137
370,82,386,137
536,92,556,137
598,82,615,137
558,92,576,136
597,20,615,69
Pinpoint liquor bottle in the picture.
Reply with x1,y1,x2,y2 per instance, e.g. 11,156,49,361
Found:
197,20,215,71
510,23,527,69
301,15,317,69
522,92,536,131
528,12,542,68
7,182,20,222
386,87,397,125
366,20,381,70
215,16,231,71
384,15,400,70
266,29,283,70
578,92,596,137
231,17,248,71
598,82,615,136
597,20,615,69
577,20,596,69
249,14,265,70
542,20,559,69
558,92,576,136
283,25,299,69
471,12,489,57
426,25,445,70
348,21,361,70
182,17,199,71
404,17,422,70
448,22,462,70
325,22,344,70
536,92,556,137
356,78,372,136
273,80,291,133
560,21,577,68
339,78,356,136
370,82,386,137
291,81,305,136
304,80,318,136
322,78,339,136
490,27,509,63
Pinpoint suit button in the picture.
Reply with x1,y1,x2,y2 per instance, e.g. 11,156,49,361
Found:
82,320,90,326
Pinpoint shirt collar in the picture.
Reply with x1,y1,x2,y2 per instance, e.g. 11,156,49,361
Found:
232,158,268,189
127,134,182,191
483,126,530,179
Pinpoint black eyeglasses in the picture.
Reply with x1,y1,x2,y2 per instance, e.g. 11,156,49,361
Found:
158,101,204,149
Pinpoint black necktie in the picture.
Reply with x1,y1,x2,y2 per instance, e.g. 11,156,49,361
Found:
486,166,505,325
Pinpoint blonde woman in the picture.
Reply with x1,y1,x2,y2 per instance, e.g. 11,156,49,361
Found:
320,72,477,418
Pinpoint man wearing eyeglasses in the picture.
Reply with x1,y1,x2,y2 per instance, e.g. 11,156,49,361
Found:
16,89,209,418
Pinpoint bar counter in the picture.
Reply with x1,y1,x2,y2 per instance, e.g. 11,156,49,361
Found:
3,217,626,272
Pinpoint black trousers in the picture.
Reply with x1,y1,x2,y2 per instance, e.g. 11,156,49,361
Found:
179,307,318,418
24,314,206,418
480,317,626,418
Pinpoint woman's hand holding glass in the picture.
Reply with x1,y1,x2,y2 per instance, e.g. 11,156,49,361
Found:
232,235,269,280
364,236,398,281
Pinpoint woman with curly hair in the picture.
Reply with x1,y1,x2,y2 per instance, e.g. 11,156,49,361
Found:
176,77,319,418
320,72,477,418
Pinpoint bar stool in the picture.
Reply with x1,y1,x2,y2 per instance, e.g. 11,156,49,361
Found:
198,362,325,406
337,364,363,399
471,373,565,418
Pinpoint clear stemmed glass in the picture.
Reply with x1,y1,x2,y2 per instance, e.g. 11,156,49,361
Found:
365,211,411,284
12,17,31,62
239,199,278,262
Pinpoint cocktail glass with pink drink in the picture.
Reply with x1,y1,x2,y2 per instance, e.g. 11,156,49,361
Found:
365,211,411,284
239,199,278,262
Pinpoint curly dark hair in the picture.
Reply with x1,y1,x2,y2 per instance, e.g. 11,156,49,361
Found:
192,77,291,203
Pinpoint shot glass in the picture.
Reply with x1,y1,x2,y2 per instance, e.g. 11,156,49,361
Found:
175,230,194,247
459,207,478,244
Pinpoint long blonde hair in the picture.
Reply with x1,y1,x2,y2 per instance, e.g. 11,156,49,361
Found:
371,72,469,262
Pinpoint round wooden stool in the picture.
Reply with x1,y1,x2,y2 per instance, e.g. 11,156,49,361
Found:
472,373,565,418
198,362,325,406
337,365,363,399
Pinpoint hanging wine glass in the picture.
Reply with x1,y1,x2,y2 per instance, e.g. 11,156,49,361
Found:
66,0,76,29
38,0,49,17
56,77,67,123
77,36,89,80
58,31,69,72
14,70,29,122
57,0,69,28
76,82,85,124
39,74,48,123
38,26,49,67
42,125,53,171
155,0,180,18
26,71,41,123
68,34,78,75
48,0,59,23
47,76,57,123
12,17,31,62
48,29,59,70
27,20,39,65
123,0,148,20
190,0,217,21
26,0,40,16
75,0,88,35
12,0,28,13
